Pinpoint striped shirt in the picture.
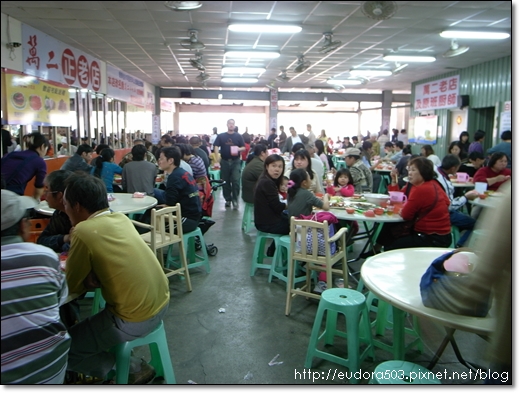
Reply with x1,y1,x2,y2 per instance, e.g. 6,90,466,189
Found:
1,239,71,384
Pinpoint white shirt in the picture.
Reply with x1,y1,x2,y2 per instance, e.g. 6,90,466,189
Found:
427,154,442,167
209,134,218,146
290,135,302,146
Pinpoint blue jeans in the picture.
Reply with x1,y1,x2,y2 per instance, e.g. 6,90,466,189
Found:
153,188,166,205
449,210,476,246
220,158,241,203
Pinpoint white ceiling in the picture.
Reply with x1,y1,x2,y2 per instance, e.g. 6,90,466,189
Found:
1,1,512,94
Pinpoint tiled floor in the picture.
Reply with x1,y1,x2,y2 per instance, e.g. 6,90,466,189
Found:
78,189,491,385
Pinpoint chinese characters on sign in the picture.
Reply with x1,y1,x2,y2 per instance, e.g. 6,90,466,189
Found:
106,64,145,107
270,89,278,111
22,24,103,91
414,75,460,112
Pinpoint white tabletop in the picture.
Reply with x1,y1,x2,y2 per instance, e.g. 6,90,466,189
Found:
36,194,157,216
360,248,494,335
332,208,404,223
450,180,475,188
469,194,501,208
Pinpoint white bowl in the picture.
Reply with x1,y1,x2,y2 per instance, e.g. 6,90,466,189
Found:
362,193,390,205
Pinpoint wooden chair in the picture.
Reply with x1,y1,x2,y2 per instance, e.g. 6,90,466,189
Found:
285,216,349,316
131,204,192,292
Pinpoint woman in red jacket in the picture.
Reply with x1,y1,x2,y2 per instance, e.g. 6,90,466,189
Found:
373,157,452,253
473,152,511,192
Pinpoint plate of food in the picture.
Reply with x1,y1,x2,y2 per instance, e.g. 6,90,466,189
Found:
329,196,346,208
345,201,378,211
11,92,26,110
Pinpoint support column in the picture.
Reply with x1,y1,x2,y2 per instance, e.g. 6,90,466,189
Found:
269,88,278,138
381,90,392,133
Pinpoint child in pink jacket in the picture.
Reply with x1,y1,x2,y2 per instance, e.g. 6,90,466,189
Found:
326,168,355,197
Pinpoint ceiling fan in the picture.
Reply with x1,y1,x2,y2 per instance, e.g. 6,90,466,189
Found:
361,1,398,20
275,70,290,83
265,81,277,90
164,1,202,11
196,71,210,82
189,52,205,70
443,39,470,58
319,33,342,54
294,55,311,73
180,29,206,50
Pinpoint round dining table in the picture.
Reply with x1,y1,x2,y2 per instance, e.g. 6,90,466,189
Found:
35,193,158,216
361,247,494,369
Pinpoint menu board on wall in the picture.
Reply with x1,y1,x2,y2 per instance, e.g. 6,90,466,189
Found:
107,65,145,107
22,24,104,92
3,69,70,126
499,101,511,134
414,75,460,112
409,115,438,145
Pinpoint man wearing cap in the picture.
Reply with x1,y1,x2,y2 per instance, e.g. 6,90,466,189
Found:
62,173,169,383
58,137,78,156
118,138,158,168
60,145,94,173
1,190,71,384
344,147,373,194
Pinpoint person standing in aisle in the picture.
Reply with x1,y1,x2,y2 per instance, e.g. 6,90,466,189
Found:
213,119,245,210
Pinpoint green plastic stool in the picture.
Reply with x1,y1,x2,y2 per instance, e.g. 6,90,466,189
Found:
208,169,220,181
468,228,486,249
369,360,440,384
336,160,347,169
111,321,176,384
305,288,375,384
268,235,307,289
250,232,283,277
167,227,210,273
241,203,255,233
450,226,460,248
365,292,423,356
90,288,106,316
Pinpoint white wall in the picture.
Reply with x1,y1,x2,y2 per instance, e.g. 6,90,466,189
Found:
1,13,23,71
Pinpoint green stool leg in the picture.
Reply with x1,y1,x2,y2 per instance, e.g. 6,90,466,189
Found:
113,321,176,384
304,289,374,384
250,232,281,276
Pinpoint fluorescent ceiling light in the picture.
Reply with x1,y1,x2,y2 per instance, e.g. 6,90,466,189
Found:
228,24,302,33
440,30,510,39
383,55,436,63
326,78,365,86
221,67,266,75
225,50,280,59
350,69,392,77
221,77,258,83
393,63,408,73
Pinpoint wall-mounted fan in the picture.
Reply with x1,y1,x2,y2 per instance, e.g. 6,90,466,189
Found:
275,70,290,82
319,33,342,54
189,52,205,70
361,1,398,20
294,55,310,73
443,39,469,58
180,29,206,50
196,71,210,82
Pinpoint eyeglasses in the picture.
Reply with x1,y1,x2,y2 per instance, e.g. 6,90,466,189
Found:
44,188,59,195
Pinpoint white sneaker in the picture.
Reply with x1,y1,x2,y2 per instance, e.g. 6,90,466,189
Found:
313,281,327,294
334,278,345,288
232,201,238,210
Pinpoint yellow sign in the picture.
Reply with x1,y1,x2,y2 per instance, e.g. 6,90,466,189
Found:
3,69,70,126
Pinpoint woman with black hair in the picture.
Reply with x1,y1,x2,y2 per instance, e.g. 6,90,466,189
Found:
284,149,323,194
473,152,511,192
254,155,290,256
178,143,207,181
458,131,470,156
314,139,330,172
1,132,48,198
90,148,122,193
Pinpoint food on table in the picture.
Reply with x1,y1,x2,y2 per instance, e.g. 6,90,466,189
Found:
374,208,385,215
478,194,488,199
364,210,375,217
346,208,355,214
347,201,377,211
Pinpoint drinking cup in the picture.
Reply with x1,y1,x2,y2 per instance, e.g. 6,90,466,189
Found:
388,191,407,204
386,205,394,216
456,172,470,183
